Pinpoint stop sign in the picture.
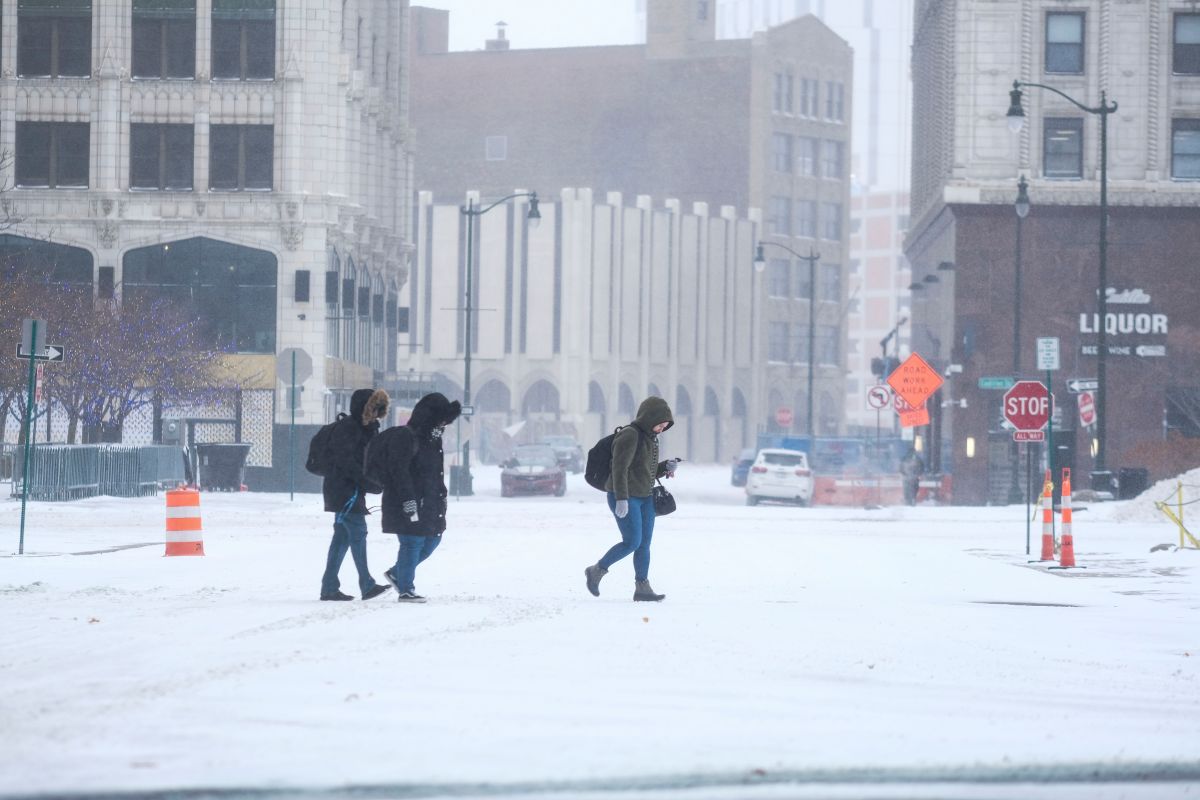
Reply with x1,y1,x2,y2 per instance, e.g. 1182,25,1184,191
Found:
775,407,794,427
1003,380,1051,431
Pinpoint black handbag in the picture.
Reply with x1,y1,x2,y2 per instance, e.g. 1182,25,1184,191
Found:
652,480,676,516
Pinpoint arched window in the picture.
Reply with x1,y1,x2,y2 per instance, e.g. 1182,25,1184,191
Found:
731,388,747,418
618,383,635,416
522,380,560,416
0,235,93,297
122,237,277,353
587,381,606,414
675,386,693,417
475,380,511,414
648,382,662,398
704,387,720,416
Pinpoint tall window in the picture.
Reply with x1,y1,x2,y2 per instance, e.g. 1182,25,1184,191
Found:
825,81,845,121
821,139,844,178
821,202,843,240
1172,119,1200,180
816,324,840,364
15,122,89,188
131,123,194,189
793,323,809,364
794,263,812,300
797,137,818,176
768,322,790,362
795,200,817,238
767,259,791,298
767,196,792,236
1043,117,1083,178
820,263,841,302
212,0,275,80
800,78,818,117
1175,14,1200,75
18,0,92,77
772,133,793,173
132,0,196,78
1045,12,1084,74
209,125,273,190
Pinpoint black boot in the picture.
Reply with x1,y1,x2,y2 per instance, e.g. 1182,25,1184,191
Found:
584,563,608,597
633,579,665,602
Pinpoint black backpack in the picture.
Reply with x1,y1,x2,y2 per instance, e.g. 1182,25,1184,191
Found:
584,426,645,491
305,413,347,476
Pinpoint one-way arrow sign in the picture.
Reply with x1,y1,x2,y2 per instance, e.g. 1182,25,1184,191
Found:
15,343,65,362
1066,378,1098,394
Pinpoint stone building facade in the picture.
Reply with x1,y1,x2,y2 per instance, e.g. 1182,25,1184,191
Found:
400,189,763,465
906,0,1200,504
0,0,413,490
411,1,852,448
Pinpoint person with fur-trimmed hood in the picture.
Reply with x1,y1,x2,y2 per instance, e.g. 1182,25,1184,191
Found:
319,388,391,602
584,396,680,602
368,392,461,603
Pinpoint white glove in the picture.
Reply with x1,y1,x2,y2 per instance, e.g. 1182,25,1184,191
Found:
402,499,417,518
614,499,629,519
665,459,682,477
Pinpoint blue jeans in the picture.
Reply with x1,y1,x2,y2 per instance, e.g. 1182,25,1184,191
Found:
321,512,375,596
599,493,655,581
391,534,442,593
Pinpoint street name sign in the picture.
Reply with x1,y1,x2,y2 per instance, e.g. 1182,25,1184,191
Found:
978,376,1016,390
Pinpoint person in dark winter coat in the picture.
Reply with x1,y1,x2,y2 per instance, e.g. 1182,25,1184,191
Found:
319,388,391,601
584,396,680,602
368,392,461,603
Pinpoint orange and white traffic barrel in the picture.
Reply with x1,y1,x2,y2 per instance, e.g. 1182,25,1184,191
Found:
165,488,205,557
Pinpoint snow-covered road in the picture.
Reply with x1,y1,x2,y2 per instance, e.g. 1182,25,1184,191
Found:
2,465,1197,798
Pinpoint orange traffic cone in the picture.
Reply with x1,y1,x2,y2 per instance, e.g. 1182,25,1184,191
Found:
165,488,205,556
1038,470,1055,561
1050,469,1081,570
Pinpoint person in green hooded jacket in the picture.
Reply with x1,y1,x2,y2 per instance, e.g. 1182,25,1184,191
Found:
584,396,681,601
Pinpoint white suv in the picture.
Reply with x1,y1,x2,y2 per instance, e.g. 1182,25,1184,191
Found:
745,448,814,506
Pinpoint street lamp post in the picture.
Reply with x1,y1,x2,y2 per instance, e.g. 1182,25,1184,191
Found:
459,191,540,493
1007,79,1117,482
755,241,820,438
1008,175,1031,504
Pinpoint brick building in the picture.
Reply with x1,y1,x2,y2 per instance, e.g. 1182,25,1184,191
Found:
906,0,1200,504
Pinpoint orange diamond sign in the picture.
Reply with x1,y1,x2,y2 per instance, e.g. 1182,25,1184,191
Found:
886,353,944,408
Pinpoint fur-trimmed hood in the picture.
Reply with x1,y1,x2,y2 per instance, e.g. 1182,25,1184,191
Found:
350,388,390,426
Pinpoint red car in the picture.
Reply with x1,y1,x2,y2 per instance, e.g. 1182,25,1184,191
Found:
501,445,567,498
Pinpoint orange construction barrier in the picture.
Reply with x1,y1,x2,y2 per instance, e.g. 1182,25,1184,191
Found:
165,488,205,556
1038,470,1055,561
1054,469,1077,568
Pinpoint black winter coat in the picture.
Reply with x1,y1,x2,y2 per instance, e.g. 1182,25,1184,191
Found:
369,392,461,536
322,388,389,515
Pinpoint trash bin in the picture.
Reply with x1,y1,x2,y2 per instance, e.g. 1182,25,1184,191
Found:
1089,470,1115,499
195,443,252,491
449,465,473,496
1117,467,1150,500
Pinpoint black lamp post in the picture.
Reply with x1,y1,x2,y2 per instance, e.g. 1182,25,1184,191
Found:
459,191,540,493
1007,79,1117,479
755,241,820,438
1008,175,1031,504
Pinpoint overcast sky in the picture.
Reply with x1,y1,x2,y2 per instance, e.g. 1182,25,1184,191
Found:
418,0,643,52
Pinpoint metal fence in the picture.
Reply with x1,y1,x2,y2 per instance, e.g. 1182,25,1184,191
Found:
4,444,188,501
